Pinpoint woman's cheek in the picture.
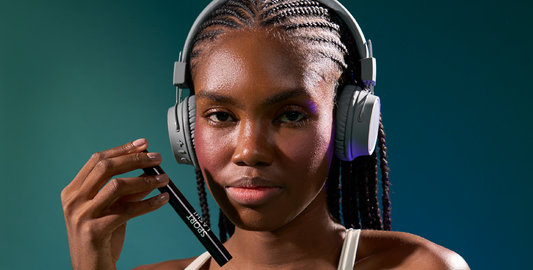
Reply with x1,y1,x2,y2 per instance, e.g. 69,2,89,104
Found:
194,119,234,173
279,118,333,174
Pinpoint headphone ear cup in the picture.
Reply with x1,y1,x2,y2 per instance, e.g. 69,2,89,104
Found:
167,95,198,167
335,85,381,161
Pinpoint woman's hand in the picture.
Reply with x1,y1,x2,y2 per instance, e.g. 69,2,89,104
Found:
61,139,170,270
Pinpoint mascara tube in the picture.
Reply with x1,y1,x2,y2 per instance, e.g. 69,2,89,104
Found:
141,151,232,267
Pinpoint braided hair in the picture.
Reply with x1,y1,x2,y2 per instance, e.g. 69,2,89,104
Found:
189,0,391,241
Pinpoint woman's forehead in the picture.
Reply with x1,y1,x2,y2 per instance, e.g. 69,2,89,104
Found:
192,29,335,102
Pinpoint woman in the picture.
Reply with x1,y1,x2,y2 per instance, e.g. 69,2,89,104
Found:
61,0,470,269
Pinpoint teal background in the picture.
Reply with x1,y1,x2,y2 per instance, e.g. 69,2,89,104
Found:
1,0,531,269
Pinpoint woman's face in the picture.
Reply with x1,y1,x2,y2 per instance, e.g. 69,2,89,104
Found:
193,28,336,231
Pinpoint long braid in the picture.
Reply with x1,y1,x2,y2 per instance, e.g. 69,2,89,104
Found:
218,209,236,242
340,161,352,227
196,169,210,227
378,114,392,230
224,212,235,236
354,156,372,229
218,209,228,242
326,156,341,222
350,160,361,229
367,151,383,229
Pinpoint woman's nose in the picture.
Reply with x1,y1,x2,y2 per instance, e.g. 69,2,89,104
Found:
231,120,274,166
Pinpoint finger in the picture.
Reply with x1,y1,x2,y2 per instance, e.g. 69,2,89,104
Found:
114,190,153,205
80,151,163,199
63,138,148,200
99,192,169,231
112,173,159,204
91,174,169,213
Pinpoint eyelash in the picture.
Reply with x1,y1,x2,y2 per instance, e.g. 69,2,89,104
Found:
274,107,310,127
203,106,310,127
205,109,236,126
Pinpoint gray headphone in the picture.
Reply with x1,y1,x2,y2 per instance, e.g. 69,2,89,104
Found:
168,0,379,168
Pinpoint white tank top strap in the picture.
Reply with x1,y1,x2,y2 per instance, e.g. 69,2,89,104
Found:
183,228,361,270
184,251,211,270
337,228,362,270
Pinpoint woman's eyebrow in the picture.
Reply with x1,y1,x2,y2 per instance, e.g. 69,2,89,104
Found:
195,88,310,108
263,88,308,105
196,91,244,109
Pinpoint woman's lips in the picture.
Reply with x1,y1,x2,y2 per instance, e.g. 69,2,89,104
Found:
225,186,282,206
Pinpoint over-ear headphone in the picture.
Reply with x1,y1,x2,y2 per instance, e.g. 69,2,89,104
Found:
168,0,379,167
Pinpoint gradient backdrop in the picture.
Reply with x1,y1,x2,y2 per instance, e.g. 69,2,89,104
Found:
1,0,531,269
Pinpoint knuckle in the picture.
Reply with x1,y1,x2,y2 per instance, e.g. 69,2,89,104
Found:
133,152,144,163
62,197,76,215
107,178,124,193
118,142,132,153
148,196,160,207
144,176,156,186
79,220,98,238
60,187,69,204
89,151,105,163
94,158,113,172
64,201,89,226
61,190,81,216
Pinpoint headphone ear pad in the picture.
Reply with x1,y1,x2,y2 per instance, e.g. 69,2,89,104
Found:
187,95,197,150
335,85,381,161
335,85,359,161
167,95,198,167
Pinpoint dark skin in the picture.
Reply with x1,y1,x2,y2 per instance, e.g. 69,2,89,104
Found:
62,28,470,270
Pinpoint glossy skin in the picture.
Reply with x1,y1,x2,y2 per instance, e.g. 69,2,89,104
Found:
61,139,170,270
137,29,469,269
62,27,470,270
194,28,336,233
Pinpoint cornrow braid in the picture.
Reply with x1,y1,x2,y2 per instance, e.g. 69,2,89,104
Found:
297,36,347,55
336,17,361,86
262,0,320,19
262,6,330,25
197,19,240,35
210,7,253,26
191,0,347,82
226,0,256,20
196,169,210,227
318,51,348,70
284,21,340,32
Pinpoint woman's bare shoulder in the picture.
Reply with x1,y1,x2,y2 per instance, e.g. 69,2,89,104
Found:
132,256,199,270
355,230,470,270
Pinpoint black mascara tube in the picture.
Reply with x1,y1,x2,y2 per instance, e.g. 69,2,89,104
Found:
141,151,232,267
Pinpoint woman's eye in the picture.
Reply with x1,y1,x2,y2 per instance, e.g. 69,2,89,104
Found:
277,111,305,123
207,112,234,122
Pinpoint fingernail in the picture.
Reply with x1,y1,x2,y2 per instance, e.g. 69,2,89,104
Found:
147,152,161,160
157,193,169,203
133,138,146,147
155,174,168,182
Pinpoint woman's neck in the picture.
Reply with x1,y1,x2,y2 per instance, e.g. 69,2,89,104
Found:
218,190,346,270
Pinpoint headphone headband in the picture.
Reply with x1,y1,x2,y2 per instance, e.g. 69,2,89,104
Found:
173,0,375,90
